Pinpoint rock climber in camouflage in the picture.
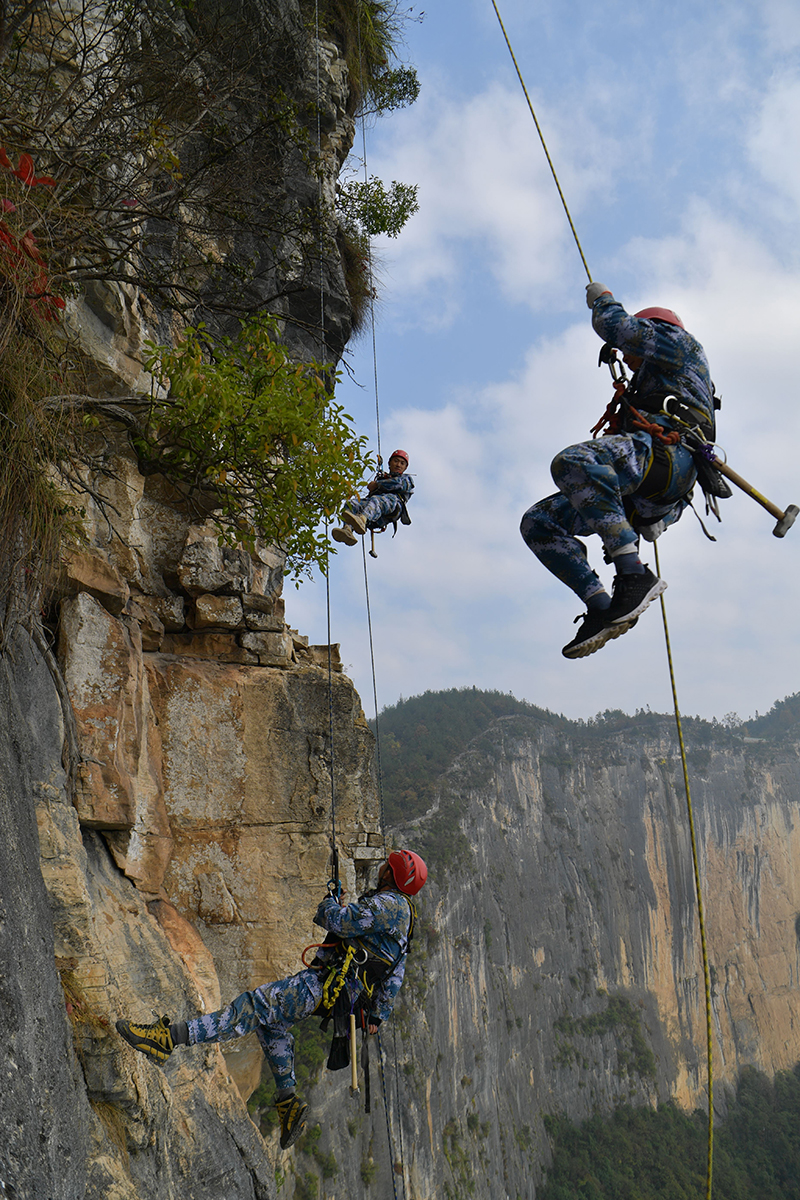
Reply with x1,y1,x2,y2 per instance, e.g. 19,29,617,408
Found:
521,284,716,660
331,449,414,546
116,849,427,1151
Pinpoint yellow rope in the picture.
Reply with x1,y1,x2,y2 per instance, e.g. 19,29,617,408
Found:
322,944,357,1009
654,542,713,1199
490,7,712,1186
489,0,592,282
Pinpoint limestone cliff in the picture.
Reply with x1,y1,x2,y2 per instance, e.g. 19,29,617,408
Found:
0,0,385,1197
337,709,800,1199
3,2,800,1198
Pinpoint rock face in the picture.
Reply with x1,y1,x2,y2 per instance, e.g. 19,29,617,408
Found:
0,0,385,1196
1,455,383,1199
1,625,279,1200
0,423,383,1199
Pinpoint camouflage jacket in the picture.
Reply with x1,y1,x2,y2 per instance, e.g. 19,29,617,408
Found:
591,294,715,435
372,471,414,501
314,889,413,1021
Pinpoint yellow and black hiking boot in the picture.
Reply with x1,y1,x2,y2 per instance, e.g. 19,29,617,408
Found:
116,1014,175,1064
276,1093,308,1149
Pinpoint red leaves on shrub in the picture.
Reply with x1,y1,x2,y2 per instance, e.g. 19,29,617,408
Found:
0,146,65,320
0,147,56,186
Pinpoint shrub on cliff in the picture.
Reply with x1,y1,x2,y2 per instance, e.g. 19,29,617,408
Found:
140,313,372,579
0,0,419,615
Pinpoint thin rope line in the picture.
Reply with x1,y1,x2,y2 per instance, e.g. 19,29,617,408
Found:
491,2,710,1189
655,542,713,1200
357,6,382,461
355,20,404,1198
376,1030,402,1200
390,1021,408,1200
361,537,387,851
355,8,386,850
315,0,338,874
489,0,592,282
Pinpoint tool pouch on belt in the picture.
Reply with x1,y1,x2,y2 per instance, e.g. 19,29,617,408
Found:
691,453,732,499
326,991,352,1071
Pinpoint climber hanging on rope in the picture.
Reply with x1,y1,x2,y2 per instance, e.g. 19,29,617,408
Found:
116,849,427,1151
521,283,719,660
331,449,413,547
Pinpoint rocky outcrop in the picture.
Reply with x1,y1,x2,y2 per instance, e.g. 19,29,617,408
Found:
1,455,383,1199
1,624,278,1200
0,0,381,1196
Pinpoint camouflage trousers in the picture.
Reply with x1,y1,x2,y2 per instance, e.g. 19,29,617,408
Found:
520,433,654,601
187,968,358,1090
347,494,402,530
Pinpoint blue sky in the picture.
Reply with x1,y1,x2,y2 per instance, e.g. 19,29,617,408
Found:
290,0,800,724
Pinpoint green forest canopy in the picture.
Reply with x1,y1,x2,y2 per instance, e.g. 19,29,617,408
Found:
373,687,800,828
540,1065,800,1200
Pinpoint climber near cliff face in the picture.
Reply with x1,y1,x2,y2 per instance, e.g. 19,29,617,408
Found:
331,450,413,547
116,849,427,1151
520,284,719,660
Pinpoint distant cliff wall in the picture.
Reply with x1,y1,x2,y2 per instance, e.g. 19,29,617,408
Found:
368,713,800,1199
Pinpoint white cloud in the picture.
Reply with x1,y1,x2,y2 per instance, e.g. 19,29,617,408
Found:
362,79,617,318
760,0,800,53
747,75,800,213
290,4,800,723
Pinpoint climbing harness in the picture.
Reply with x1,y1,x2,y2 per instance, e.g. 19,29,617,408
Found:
593,346,730,541
322,943,359,1009
490,6,715,1195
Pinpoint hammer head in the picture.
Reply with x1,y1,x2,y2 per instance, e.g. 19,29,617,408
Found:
774,503,799,538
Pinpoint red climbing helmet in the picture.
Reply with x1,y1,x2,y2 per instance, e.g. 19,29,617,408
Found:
389,449,409,465
634,307,685,329
387,849,427,895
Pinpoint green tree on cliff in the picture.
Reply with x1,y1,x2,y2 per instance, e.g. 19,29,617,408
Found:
0,0,419,614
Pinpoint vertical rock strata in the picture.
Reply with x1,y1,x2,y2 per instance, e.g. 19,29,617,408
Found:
354,715,800,1198
0,1,379,1197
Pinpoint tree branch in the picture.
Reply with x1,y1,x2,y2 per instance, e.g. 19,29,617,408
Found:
0,0,50,68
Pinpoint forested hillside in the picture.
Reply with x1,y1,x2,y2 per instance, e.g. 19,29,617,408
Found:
540,1065,800,1199
373,686,800,866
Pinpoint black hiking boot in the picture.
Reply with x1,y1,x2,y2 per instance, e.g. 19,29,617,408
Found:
606,566,666,625
276,1093,308,1149
116,1014,175,1064
562,609,635,660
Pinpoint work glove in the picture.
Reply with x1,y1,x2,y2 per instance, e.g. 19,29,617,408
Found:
586,281,612,308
